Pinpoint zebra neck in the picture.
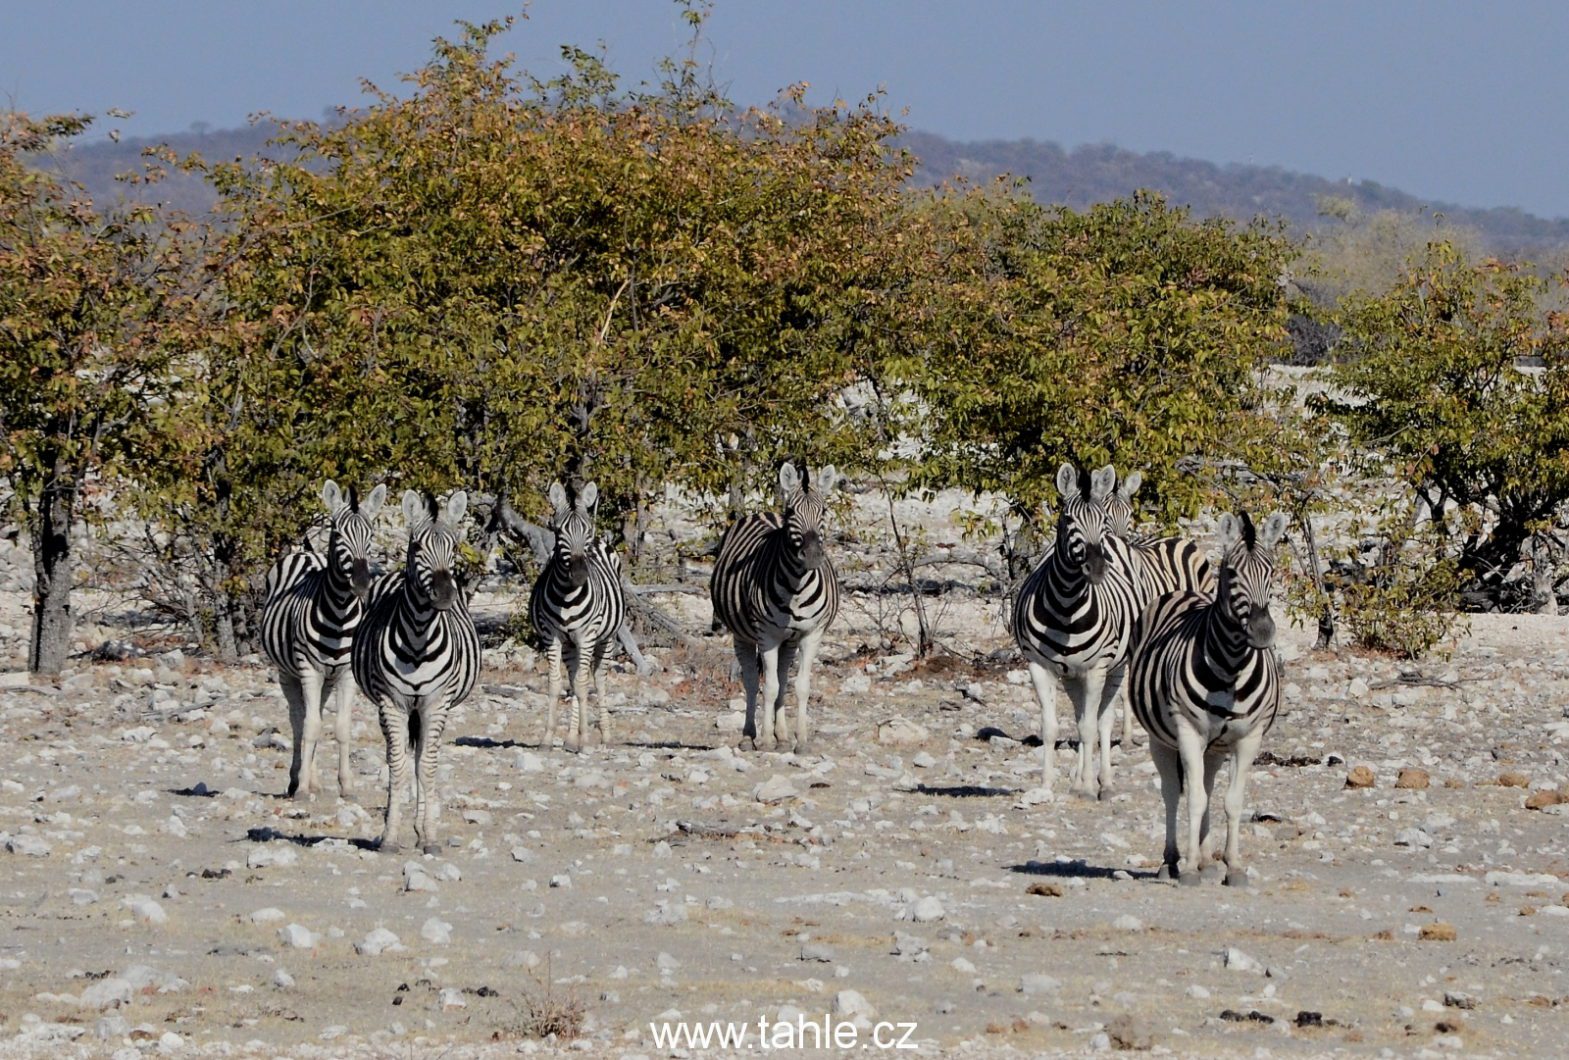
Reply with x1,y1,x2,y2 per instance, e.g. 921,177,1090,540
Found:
773,549,821,591
321,549,359,612
1200,604,1253,681
396,580,444,636
1042,549,1091,602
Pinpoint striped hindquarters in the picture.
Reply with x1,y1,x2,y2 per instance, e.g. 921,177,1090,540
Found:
710,513,840,646
1127,536,1215,609
261,552,359,679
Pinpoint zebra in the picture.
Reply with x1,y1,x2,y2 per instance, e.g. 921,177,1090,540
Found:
1128,510,1287,887
1011,463,1142,798
351,490,481,854
261,479,387,800
710,462,840,754
1104,468,1214,746
528,481,626,752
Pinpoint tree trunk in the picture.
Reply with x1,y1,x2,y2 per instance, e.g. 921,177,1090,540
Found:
1529,535,1559,616
28,476,76,676
211,542,242,663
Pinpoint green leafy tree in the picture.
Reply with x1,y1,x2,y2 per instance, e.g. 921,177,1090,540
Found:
0,111,198,673
894,188,1297,569
129,13,931,648
1318,241,1569,605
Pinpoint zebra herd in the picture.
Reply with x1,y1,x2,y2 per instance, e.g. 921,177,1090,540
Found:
260,461,1285,882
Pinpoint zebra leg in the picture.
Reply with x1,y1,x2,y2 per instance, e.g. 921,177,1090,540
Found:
1199,751,1224,877
1093,665,1127,800
591,638,610,746
377,701,411,853
757,642,784,752
735,639,763,751
774,641,799,749
331,673,355,798
542,637,562,749
299,669,327,796
1175,723,1210,886
414,702,449,856
791,630,824,754
1064,672,1100,799
280,674,310,799
1150,740,1183,881
1222,731,1266,887
1119,688,1139,749
564,641,587,754
1027,662,1061,795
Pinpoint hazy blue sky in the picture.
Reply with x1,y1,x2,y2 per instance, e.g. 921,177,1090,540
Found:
4,1,1567,217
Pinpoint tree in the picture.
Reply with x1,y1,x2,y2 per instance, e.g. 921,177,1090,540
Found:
0,111,198,674
1317,241,1569,607
127,13,932,649
894,188,1297,564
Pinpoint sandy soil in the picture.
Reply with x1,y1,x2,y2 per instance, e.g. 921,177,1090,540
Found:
1,499,1567,1059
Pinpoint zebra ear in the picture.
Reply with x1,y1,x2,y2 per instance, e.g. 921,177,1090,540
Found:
1055,463,1079,501
1089,465,1116,503
548,481,568,517
578,481,599,513
1119,470,1142,502
444,490,468,529
361,483,387,520
813,465,839,495
321,479,345,515
778,462,802,496
1217,512,1242,551
1259,511,1288,549
401,490,430,534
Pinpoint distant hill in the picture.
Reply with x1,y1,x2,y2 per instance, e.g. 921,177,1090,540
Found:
46,121,1569,257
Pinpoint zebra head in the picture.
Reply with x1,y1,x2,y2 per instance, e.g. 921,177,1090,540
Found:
1053,463,1117,584
400,489,468,612
547,480,599,589
1216,511,1288,649
778,462,838,568
1105,468,1142,538
322,479,387,600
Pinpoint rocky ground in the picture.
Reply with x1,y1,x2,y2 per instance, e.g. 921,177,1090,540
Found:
1,500,1568,1059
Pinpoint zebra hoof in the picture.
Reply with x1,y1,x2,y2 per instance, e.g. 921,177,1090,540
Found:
377,838,402,855
1156,863,1177,882
1095,785,1113,802
1223,868,1250,888
1179,871,1203,888
421,843,441,856
737,736,757,752
564,740,583,755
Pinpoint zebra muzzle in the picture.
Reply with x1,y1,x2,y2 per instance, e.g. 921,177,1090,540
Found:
1246,608,1276,649
430,571,458,610
350,559,372,599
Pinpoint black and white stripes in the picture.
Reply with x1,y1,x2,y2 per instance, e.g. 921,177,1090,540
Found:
261,480,386,799
710,463,841,753
528,481,626,752
1104,469,1215,744
1129,510,1287,886
1011,464,1142,797
352,490,481,854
